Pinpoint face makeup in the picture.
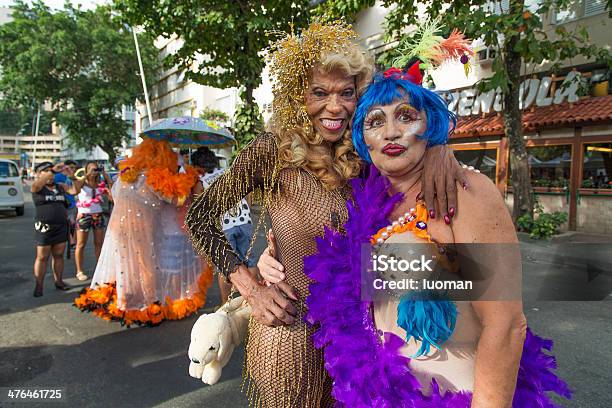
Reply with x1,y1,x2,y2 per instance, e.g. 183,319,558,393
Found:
305,67,357,143
363,100,428,178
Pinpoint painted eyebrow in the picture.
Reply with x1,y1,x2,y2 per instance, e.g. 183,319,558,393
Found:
395,103,417,112
365,108,385,119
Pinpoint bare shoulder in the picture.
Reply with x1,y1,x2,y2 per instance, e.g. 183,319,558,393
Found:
453,171,517,243
459,171,505,211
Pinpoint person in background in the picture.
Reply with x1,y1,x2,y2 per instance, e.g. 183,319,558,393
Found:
191,147,257,303
180,148,191,166
74,139,213,326
31,161,84,297
54,160,78,250
74,162,112,281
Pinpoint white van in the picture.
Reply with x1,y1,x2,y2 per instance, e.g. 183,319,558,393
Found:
0,159,25,216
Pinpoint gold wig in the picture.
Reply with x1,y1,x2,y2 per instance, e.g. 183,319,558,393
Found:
267,20,373,190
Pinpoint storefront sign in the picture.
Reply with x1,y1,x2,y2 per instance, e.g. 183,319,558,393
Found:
446,71,582,116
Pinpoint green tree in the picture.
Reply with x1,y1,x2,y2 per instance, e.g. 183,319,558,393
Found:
0,1,158,163
312,0,376,21
199,107,230,124
113,0,312,152
328,0,611,221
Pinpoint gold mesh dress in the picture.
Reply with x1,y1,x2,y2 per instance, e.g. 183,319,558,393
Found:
186,132,350,407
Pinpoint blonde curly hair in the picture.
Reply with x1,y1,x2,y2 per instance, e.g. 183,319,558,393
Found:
269,45,373,190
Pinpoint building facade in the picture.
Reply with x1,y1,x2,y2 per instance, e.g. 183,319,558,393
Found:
59,105,137,166
134,36,239,161
0,133,62,166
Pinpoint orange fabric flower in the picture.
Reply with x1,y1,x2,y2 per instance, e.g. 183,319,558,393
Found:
119,166,138,183
118,138,199,202
73,264,214,327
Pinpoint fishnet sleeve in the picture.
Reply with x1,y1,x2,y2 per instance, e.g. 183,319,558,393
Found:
185,132,279,278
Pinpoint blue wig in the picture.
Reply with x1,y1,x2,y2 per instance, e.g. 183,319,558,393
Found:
352,73,457,163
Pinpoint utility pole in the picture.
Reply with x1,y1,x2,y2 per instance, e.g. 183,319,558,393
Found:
132,28,153,127
31,105,41,173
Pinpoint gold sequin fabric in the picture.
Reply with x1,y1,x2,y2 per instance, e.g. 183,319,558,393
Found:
186,132,350,407
187,133,280,277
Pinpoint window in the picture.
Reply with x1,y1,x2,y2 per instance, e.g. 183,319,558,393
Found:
485,0,510,14
585,0,606,16
554,0,606,23
582,143,611,189
454,148,498,181
526,145,572,188
525,0,541,13
554,3,580,23
0,161,20,178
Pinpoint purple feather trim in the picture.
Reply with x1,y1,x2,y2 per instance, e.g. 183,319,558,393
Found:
304,165,571,407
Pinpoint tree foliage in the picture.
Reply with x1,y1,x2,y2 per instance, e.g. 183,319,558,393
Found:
0,1,158,162
231,90,264,161
312,0,376,21
0,107,52,135
113,0,313,149
199,107,230,124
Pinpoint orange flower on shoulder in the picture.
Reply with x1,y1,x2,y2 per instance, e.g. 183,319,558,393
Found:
119,166,139,183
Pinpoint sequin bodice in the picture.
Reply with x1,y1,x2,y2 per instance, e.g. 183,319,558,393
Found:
186,132,350,282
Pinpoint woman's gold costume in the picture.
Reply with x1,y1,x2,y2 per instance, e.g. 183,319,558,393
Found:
186,132,350,407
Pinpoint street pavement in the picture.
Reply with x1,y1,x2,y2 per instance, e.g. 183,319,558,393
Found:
1,190,611,407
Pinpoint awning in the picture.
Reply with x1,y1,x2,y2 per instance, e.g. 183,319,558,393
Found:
452,94,612,139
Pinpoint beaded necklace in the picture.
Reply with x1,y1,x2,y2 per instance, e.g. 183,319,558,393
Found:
77,181,107,209
371,198,459,279
371,199,432,245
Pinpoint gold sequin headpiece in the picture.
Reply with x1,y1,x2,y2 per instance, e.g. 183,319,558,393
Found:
266,20,358,135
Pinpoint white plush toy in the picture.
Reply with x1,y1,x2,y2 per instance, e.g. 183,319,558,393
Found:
188,296,251,385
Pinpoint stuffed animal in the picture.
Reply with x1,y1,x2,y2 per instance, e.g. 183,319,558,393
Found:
188,296,251,385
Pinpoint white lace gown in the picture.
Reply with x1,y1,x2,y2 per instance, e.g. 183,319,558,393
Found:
90,175,203,311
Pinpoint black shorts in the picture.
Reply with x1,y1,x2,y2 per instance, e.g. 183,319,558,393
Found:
34,221,68,246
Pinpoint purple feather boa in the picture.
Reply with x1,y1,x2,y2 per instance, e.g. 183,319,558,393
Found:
304,166,571,407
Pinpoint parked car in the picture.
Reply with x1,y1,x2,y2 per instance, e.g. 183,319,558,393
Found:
0,159,25,216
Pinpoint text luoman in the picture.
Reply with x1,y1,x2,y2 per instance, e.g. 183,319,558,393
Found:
372,278,473,291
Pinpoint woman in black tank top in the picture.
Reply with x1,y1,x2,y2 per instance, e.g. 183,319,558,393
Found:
31,162,83,297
